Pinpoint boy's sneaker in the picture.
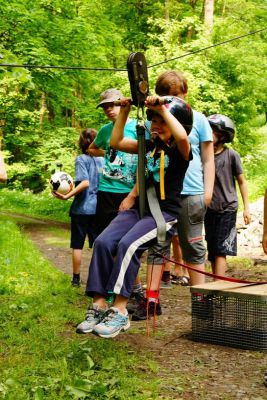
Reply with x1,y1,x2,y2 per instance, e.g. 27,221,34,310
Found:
160,280,172,289
127,292,145,314
171,275,190,286
131,299,162,321
93,307,130,338
71,276,80,287
76,304,106,334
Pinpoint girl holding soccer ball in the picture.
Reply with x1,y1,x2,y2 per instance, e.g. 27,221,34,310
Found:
53,128,103,287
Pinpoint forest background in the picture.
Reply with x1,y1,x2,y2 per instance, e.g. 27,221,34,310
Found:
0,0,266,198
0,2,267,399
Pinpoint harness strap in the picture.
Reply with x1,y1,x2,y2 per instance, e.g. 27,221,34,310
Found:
137,123,146,218
147,183,167,244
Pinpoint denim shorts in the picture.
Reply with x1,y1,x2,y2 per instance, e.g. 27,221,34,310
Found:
204,209,237,261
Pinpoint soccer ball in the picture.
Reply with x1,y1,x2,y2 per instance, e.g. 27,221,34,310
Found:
50,171,73,195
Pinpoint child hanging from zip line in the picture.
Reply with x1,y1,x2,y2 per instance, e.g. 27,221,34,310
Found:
204,114,251,276
75,95,193,338
130,70,214,321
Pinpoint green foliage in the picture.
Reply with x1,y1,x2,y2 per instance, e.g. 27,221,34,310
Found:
242,121,267,200
0,217,159,399
0,188,71,222
0,0,266,191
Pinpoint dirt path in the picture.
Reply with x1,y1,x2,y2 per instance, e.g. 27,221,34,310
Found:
7,212,267,400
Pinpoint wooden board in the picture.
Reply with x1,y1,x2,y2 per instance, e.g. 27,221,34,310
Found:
191,281,267,299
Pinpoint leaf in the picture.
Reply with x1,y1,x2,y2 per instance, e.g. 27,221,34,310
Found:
86,355,94,370
33,387,44,400
65,385,90,398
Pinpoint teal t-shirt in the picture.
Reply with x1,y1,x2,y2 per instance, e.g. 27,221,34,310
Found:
94,119,138,193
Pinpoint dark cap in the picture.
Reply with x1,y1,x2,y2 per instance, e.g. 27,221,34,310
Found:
96,88,123,108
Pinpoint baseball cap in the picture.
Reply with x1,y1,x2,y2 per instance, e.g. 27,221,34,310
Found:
96,88,123,108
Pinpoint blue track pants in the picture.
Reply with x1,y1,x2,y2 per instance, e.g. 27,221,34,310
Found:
86,208,176,298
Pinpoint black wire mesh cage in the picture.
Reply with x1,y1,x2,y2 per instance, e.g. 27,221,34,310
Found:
191,282,267,350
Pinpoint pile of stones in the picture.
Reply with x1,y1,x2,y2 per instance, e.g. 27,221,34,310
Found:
236,196,266,259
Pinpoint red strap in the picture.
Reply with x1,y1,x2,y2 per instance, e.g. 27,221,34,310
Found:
159,254,267,285
146,289,159,300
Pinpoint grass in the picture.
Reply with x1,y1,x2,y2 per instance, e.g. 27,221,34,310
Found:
0,216,159,400
0,188,70,223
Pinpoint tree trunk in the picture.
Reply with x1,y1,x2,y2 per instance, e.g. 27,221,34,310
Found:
204,0,214,34
186,26,195,41
39,92,47,127
189,0,197,10
164,0,170,22
222,0,226,16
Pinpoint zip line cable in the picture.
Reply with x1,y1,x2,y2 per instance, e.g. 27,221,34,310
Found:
148,27,267,68
0,64,127,72
0,27,266,72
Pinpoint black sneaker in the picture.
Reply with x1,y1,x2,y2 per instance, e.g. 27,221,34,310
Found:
131,299,162,321
127,292,145,314
71,276,80,287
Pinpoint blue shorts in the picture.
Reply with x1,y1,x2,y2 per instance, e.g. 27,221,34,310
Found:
70,214,97,249
204,209,237,262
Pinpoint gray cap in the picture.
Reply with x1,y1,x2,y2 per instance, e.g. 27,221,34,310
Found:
96,88,123,108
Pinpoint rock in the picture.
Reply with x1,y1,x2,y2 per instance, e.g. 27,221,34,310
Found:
236,196,266,260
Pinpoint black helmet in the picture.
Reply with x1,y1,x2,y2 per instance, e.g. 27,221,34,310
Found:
208,114,235,143
146,96,193,135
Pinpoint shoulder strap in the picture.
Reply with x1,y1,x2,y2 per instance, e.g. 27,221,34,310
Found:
146,183,167,244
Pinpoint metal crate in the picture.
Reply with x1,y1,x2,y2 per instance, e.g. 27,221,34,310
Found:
191,282,267,350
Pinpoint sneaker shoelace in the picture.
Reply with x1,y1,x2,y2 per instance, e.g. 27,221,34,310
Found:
101,309,117,325
85,308,101,321
101,308,127,326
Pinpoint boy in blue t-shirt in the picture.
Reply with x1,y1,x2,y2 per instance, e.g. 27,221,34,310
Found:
154,71,214,287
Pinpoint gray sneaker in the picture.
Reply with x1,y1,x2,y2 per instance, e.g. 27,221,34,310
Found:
160,280,172,289
93,307,130,338
76,304,106,334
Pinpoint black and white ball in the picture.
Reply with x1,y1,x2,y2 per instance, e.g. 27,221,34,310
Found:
50,171,73,195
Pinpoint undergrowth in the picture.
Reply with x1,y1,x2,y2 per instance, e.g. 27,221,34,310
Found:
0,217,159,399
